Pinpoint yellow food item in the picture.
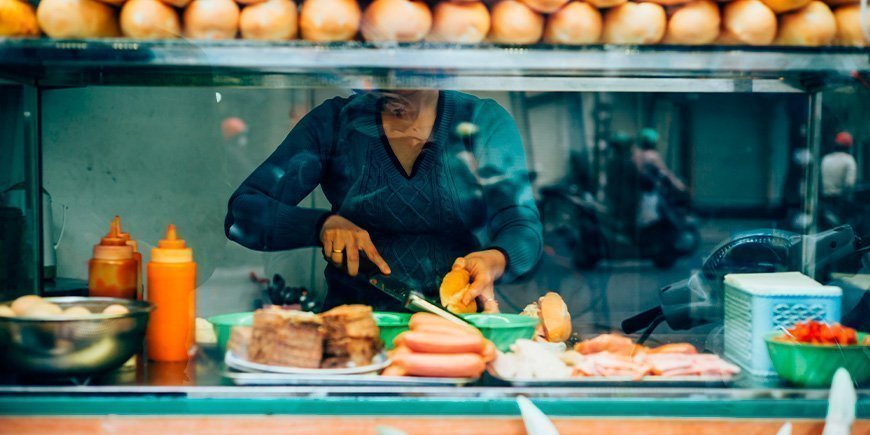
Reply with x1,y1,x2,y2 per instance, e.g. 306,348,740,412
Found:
718,0,777,46
761,0,811,13
488,0,544,45
663,0,720,45
36,0,120,38
0,0,40,37
239,0,298,40
427,1,490,43
120,0,181,39
102,304,130,315
0,305,15,317
775,1,836,46
439,266,477,314
361,0,432,42
543,1,602,44
299,0,361,42
64,306,93,317
602,2,667,44
11,295,44,315
539,292,572,342
183,0,240,40
21,302,63,317
834,5,869,46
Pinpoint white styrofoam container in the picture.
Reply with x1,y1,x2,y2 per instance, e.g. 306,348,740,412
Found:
723,272,842,376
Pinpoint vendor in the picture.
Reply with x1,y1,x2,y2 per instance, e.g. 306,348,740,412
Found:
225,90,543,313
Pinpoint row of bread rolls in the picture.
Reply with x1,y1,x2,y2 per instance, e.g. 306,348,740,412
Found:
3,0,866,46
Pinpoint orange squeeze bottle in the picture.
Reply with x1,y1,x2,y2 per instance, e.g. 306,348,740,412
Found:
146,224,196,362
115,216,143,300
88,217,137,299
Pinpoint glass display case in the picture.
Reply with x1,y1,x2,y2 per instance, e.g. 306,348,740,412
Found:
0,34,868,431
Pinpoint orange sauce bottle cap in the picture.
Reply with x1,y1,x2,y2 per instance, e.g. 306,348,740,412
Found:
151,224,193,263
93,217,133,260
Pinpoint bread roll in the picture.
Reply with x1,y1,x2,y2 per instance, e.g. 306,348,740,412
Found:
519,0,570,13
240,0,297,40
0,0,39,36
663,0,720,44
834,4,869,46
427,1,490,43
37,0,120,38
299,0,360,41
543,1,602,44
440,266,477,314
585,0,627,8
183,0,240,39
760,0,810,13
602,2,666,44
120,0,181,39
158,0,192,7
539,292,572,343
361,0,432,42
718,0,776,45
489,0,544,44
775,1,836,46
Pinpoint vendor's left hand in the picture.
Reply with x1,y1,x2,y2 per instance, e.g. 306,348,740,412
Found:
453,250,506,313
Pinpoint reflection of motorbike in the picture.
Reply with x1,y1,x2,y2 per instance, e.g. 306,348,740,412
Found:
538,175,700,270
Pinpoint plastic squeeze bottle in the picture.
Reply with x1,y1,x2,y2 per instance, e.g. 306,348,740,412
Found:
114,216,143,300
146,224,196,362
88,217,137,299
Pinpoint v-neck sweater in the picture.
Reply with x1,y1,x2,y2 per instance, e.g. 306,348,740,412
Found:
225,91,543,311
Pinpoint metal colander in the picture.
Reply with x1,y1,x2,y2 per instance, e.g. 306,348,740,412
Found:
0,297,153,376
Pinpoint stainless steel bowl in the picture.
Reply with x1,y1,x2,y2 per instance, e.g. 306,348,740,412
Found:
0,297,153,376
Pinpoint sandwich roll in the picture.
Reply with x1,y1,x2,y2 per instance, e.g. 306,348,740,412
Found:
439,265,477,314
543,1,602,44
519,0,570,13
239,0,297,40
0,0,40,36
427,1,490,43
775,1,836,46
299,0,361,41
585,0,627,8
539,292,572,342
489,0,544,44
361,0,432,42
834,4,869,46
663,0,720,44
760,0,811,13
717,0,776,45
120,0,181,39
602,2,666,44
183,0,240,39
37,0,120,38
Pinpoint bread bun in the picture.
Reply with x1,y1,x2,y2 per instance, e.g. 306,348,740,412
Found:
539,292,572,342
361,0,432,42
427,1,490,43
663,0,720,44
240,0,297,40
489,0,544,44
120,0,181,39
718,0,776,45
834,4,869,46
760,0,811,13
37,0,120,38
183,0,240,39
602,2,666,44
299,0,360,41
0,0,40,36
775,1,836,46
10,295,43,315
158,0,191,7
519,0,570,13
440,266,477,314
585,0,627,9
543,1,602,44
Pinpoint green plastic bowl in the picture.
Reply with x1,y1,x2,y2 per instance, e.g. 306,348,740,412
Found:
462,313,539,352
765,331,870,388
374,312,411,349
207,312,254,354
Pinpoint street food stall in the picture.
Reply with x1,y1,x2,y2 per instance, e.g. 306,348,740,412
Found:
0,1,868,431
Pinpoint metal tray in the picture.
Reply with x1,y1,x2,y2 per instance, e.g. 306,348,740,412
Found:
486,367,736,388
224,371,478,387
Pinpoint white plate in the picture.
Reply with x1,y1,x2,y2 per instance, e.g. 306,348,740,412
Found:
225,350,391,375
224,371,478,386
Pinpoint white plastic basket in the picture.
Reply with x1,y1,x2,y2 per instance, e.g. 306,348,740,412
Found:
723,272,842,376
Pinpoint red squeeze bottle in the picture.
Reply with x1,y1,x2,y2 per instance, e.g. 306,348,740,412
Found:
146,224,196,362
115,216,143,300
88,217,137,299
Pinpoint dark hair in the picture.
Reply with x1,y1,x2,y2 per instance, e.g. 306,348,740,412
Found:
638,128,658,151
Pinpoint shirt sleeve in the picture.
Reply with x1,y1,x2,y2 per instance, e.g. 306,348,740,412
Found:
224,100,337,251
472,99,544,282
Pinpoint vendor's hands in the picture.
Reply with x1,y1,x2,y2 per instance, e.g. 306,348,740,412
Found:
453,250,507,313
320,215,390,277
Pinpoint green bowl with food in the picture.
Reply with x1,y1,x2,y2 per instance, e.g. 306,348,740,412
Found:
462,313,539,352
374,312,412,349
765,331,870,387
207,312,253,354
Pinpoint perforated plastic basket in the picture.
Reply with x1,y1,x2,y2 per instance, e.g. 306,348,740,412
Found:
723,272,842,376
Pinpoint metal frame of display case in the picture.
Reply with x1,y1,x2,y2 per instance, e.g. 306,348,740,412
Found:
0,38,867,291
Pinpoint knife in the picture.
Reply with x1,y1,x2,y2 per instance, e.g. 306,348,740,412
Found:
367,273,474,328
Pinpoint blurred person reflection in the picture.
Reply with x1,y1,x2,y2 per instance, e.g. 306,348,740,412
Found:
224,90,542,312
821,131,857,222
632,128,687,228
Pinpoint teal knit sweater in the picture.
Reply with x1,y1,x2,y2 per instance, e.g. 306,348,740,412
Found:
225,91,542,311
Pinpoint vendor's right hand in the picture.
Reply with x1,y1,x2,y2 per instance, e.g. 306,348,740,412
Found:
320,215,391,277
